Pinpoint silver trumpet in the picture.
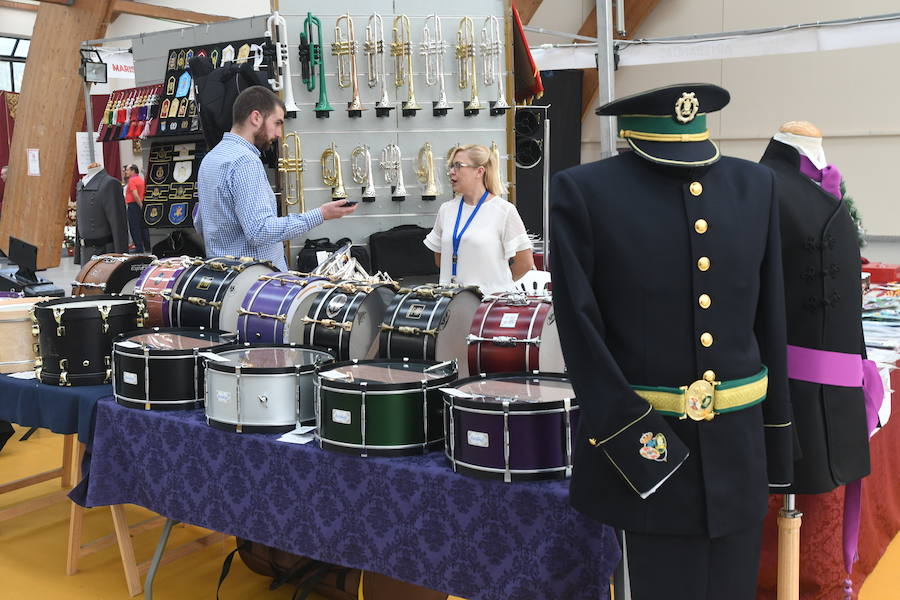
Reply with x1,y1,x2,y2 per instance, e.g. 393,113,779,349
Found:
481,16,509,115
332,13,365,116
391,14,421,114
416,142,438,200
351,145,376,202
420,14,451,116
321,143,347,200
380,144,407,201
456,16,483,115
265,11,300,116
364,13,394,116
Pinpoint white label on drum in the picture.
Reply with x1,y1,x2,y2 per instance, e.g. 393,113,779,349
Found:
499,313,519,328
216,390,231,404
332,409,352,425
316,251,329,265
467,430,490,448
123,371,138,385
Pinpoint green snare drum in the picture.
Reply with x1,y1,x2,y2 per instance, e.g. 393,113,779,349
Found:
315,358,458,457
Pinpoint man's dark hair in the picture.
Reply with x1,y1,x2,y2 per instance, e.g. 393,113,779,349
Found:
232,86,285,125
129,164,139,175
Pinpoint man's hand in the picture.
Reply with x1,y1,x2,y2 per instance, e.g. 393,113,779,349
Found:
320,199,358,221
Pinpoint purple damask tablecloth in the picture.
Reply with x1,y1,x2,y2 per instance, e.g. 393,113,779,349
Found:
71,398,619,600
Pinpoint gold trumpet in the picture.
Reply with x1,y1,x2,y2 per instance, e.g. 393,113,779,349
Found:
364,13,394,115
481,16,509,114
321,143,347,200
351,145,376,202
456,16,483,115
391,14,421,114
415,143,438,200
278,132,304,211
332,13,365,116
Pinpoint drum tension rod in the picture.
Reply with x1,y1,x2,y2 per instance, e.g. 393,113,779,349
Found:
185,297,223,308
466,334,541,346
302,316,353,331
379,324,438,337
239,308,287,322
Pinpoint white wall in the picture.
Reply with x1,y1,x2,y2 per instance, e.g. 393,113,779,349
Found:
0,4,36,38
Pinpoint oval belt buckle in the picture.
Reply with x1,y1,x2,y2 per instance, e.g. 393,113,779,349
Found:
685,379,716,421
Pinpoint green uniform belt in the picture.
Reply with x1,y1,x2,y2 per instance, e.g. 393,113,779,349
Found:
632,367,768,421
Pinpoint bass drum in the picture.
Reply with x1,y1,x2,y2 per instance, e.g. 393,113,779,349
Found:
170,256,276,332
113,328,235,410
133,256,194,327
0,298,50,373
72,253,156,296
33,295,143,386
236,272,329,343
442,372,579,482
302,281,396,361
378,284,482,378
467,294,564,375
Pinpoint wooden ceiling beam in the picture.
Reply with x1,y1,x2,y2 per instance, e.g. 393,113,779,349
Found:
0,0,38,12
515,0,543,25
110,0,229,24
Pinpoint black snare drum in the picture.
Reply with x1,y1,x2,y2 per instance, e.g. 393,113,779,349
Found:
113,328,235,410
303,281,396,361
34,295,144,386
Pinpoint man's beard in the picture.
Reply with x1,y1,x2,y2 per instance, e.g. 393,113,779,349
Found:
253,127,274,152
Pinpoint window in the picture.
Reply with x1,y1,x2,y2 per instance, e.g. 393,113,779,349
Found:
0,36,29,93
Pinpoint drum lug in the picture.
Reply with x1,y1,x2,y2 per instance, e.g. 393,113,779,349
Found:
32,325,40,337
59,369,70,387
207,261,227,272
34,366,42,380
52,306,66,336
105,369,112,384
258,395,268,406
98,303,112,334
34,355,42,368
59,358,68,371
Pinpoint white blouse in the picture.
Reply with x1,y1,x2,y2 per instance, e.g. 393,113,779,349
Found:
423,195,531,294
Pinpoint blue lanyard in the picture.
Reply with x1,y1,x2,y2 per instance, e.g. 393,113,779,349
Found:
451,190,489,277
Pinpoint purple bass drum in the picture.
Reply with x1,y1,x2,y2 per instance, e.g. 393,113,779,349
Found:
236,272,329,343
442,372,578,482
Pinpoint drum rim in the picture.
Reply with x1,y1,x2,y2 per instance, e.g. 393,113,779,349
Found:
441,370,576,411
316,358,459,391
113,327,236,356
205,342,335,374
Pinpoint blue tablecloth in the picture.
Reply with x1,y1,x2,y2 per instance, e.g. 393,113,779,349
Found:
72,398,619,600
0,374,111,444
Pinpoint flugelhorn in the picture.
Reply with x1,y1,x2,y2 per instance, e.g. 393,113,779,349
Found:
351,145,376,202
364,13,394,117
299,12,334,118
380,144,406,201
278,132,304,211
332,13,365,117
420,14,451,116
265,12,300,117
456,17,483,116
416,142,438,201
321,143,347,200
390,15,421,115
481,16,509,116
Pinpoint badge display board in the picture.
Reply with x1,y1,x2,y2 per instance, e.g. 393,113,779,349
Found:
96,84,163,142
143,141,207,228
157,37,269,136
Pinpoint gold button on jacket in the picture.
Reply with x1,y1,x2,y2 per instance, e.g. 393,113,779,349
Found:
690,181,703,196
694,219,708,234
700,332,714,347
699,294,711,309
697,256,711,271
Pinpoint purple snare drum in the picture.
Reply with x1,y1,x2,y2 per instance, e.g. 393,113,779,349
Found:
133,256,194,327
442,372,578,482
236,272,328,343
0,291,24,298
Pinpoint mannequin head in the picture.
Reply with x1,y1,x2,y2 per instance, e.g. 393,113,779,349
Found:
778,121,822,138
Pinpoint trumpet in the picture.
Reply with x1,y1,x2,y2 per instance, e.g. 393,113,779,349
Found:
390,15,421,114
266,12,301,116
299,12,334,118
416,142,438,200
456,16,483,115
380,144,407,201
364,13,394,116
321,143,347,200
420,14,451,115
278,132,304,211
351,145,376,202
332,13,365,116
481,16,509,115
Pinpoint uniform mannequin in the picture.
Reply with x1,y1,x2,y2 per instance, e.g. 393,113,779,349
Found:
76,162,129,264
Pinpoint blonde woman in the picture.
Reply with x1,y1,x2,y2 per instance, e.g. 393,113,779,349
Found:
424,144,533,294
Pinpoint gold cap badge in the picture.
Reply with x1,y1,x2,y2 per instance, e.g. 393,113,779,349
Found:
675,92,699,123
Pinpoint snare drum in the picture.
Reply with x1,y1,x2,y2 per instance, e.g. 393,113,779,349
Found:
33,295,144,386
72,253,156,296
303,281,396,361
236,272,328,343
133,256,194,327
442,372,578,482
171,256,276,332
113,328,235,410
205,343,335,432
316,358,458,457
0,298,49,373
467,294,565,375
379,285,482,378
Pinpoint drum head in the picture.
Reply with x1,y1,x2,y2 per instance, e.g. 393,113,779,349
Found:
320,359,456,386
215,346,333,370
44,297,136,310
0,302,35,320
433,289,482,378
285,279,331,343
347,286,394,359
537,304,565,372
122,329,233,350
218,263,277,333
453,374,574,405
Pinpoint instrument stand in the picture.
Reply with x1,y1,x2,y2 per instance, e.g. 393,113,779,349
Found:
777,493,802,600
315,110,331,118
432,101,452,117
489,101,510,116
463,101,482,117
361,189,376,202
375,105,394,117
401,106,420,117
285,109,297,119
422,194,436,201
391,186,406,202
346,104,362,118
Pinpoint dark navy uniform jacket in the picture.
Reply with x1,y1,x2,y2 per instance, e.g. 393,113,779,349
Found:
75,171,129,264
761,139,870,494
550,150,794,537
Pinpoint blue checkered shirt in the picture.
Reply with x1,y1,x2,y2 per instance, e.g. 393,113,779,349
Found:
195,133,323,271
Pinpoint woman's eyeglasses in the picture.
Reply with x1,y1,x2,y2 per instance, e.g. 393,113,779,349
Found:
447,162,475,173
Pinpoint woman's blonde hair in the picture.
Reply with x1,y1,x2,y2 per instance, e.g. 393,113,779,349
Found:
448,144,507,197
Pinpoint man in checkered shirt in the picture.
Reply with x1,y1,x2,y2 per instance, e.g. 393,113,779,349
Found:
196,86,355,270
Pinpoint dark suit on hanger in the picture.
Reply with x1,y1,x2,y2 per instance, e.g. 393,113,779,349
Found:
76,171,129,264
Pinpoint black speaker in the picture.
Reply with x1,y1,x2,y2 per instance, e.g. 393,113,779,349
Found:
514,70,583,238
